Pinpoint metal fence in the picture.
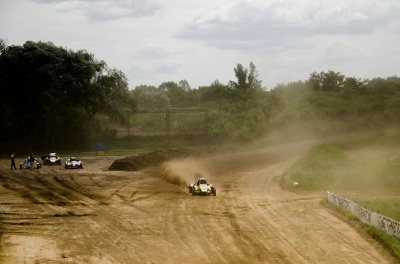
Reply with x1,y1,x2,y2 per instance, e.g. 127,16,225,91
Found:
111,108,209,150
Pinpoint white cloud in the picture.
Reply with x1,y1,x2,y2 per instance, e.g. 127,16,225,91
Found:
323,41,364,66
34,0,162,21
176,0,398,49
133,43,173,60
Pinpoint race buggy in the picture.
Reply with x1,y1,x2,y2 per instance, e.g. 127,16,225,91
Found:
20,159,42,170
65,157,83,169
41,153,61,165
188,177,216,196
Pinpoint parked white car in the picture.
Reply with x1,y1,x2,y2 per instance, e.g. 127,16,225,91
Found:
42,153,61,165
65,157,83,169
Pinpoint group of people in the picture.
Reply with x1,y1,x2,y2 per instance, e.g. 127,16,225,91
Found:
10,152,37,170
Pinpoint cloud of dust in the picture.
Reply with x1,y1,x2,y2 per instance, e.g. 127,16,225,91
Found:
159,139,317,192
161,158,211,189
159,111,384,192
334,146,400,192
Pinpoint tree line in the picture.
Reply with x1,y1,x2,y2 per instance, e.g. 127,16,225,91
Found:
0,40,134,152
1,39,400,153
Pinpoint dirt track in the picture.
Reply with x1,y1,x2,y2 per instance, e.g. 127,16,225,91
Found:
0,144,396,263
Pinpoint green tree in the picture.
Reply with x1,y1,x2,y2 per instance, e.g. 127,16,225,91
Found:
366,76,400,95
229,62,262,101
0,41,80,148
0,41,131,151
223,62,267,141
131,85,157,99
178,79,191,92
81,68,130,123
159,81,188,107
309,71,345,92
0,38,7,55
342,77,367,95
132,85,171,110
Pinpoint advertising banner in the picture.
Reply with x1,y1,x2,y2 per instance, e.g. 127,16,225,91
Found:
327,191,400,238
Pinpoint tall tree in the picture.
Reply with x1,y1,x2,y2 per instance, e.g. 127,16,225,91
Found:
178,79,191,92
229,62,262,101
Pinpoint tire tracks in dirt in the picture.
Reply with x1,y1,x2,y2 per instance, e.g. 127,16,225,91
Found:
0,148,398,263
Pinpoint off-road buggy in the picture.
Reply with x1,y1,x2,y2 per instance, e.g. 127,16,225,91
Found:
42,153,61,165
188,177,216,196
20,159,42,170
65,157,83,169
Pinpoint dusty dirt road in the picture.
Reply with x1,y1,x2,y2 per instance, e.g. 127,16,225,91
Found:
0,145,396,263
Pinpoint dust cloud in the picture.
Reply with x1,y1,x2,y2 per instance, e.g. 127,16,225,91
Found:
161,158,210,189
159,140,315,191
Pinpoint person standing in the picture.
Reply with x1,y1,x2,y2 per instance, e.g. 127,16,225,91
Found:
29,153,35,170
11,152,17,170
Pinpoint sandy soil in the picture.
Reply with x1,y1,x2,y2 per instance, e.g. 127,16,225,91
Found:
0,144,397,264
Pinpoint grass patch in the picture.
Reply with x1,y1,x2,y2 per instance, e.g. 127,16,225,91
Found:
346,195,400,221
283,133,400,261
283,139,400,194
283,143,350,192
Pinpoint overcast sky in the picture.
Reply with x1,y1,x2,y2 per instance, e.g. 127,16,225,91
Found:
1,0,400,89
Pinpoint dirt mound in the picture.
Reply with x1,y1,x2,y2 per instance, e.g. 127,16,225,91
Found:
108,147,225,171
